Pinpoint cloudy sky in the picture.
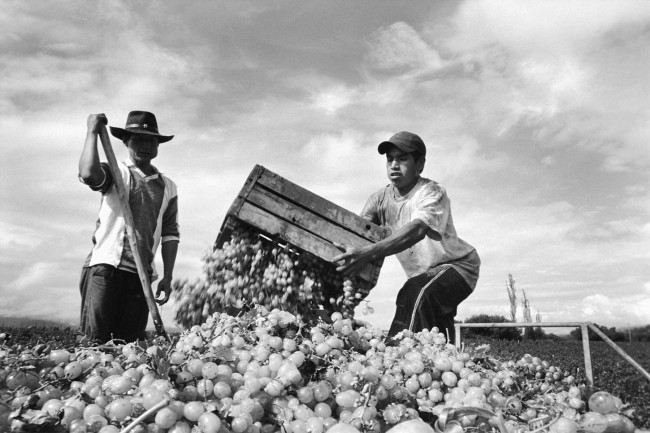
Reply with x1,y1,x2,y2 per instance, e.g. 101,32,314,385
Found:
1,0,649,334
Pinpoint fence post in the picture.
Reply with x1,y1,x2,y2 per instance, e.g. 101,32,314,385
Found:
581,324,594,386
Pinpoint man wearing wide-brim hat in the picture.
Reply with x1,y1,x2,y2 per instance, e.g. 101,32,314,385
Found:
78,111,179,343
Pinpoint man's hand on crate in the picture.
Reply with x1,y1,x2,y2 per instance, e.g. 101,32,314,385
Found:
332,242,374,276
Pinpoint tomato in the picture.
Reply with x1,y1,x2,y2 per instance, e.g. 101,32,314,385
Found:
505,396,523,414
198,411,222,433
589,391,619,415
386,419,435,433
550,417,578,433
487,391,507,407
605,414,625,433
49,349,71,365
5,369,40,391
580,412,609,433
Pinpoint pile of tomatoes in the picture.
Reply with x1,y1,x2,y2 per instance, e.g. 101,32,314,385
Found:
0,306,641,433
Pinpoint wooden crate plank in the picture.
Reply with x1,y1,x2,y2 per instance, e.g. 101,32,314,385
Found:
214,166,265,249
246,184,372,250
237,201,382,284
228,165,265,217
255,168,388,242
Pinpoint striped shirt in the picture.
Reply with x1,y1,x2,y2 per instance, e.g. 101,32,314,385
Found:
81,160,179,279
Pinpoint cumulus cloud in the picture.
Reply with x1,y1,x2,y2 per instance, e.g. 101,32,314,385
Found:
434,0,650,171
1,1,648,332
366,21,443,73
312,85,357,115
0,222,47,258
580,293,650,327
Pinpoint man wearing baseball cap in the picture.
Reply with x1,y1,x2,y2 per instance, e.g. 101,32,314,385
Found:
77,111,179,343
333,131,480,343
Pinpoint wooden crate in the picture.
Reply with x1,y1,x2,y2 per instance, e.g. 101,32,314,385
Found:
215,165,389,287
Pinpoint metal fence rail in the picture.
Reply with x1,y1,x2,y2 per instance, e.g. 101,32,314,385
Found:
454,322,650,386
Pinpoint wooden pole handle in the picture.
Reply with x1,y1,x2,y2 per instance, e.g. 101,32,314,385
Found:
97,126,169,341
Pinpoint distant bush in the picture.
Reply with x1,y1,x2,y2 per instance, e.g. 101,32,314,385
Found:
629,325,650,342
569,324,626,342
461,314,522,340
523,326,547,340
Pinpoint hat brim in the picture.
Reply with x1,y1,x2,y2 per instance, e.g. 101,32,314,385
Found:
378,140,415,154
110,126,174,144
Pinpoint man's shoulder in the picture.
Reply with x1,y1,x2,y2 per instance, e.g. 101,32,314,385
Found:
417,177,446,195
368,184,392,199
159,172,177,189
158,171,175,182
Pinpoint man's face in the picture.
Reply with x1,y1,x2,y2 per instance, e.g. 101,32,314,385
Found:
385,147,423,193
126,134,159,165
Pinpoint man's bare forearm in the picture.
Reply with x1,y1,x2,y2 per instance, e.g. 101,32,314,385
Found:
365,219,429,260
161,240,179,279
333,219,430,275
79,114,106,184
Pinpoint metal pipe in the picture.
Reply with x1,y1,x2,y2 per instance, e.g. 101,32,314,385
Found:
581,324,594,386
588,324,650,383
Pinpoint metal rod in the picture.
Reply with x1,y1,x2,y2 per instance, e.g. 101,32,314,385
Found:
457,322,586,328
581,324,594,386
588,324,650,383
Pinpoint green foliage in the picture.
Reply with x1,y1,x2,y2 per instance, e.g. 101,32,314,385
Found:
462,314,522,340
629,325,650,342
523,326,547,340
569,324,627,342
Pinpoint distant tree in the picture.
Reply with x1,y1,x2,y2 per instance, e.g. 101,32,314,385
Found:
506,274,517,322
521,289,543,339
526,308,546,340
526,326,547,340
569,324,626,342
462,314,522,340
544,333,568,341
629,325,650,342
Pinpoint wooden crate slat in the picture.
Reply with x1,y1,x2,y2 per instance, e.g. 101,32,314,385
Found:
237,201,382,284
215,165,388,288
246,184,372,250
227,165,264,217
255,168,388,243
214,166,265,249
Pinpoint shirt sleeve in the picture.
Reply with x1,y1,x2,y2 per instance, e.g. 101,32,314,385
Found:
78,162,114,194
359,194,380,224
411,183,449,236
161,194,180,243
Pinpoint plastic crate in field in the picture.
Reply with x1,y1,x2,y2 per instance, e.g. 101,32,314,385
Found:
215,164,389,288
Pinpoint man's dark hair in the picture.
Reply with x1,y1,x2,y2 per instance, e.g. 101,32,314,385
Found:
412,151,425,174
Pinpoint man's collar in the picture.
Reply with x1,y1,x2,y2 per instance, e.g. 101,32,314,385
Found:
123,159,161,176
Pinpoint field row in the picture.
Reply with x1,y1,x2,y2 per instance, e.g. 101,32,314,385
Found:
464,338,650,429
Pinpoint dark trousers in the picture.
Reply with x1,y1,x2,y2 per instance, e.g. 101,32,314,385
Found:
387,267,472,343
79,264,149,343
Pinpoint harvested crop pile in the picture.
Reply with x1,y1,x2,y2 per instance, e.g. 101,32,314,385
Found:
172,224,372,328
0,307,639,432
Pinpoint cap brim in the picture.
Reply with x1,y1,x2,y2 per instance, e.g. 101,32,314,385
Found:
378,141,393,154
378,140,414,154
110,127,174,143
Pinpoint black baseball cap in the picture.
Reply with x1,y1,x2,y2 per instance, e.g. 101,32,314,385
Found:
378,131,426,156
